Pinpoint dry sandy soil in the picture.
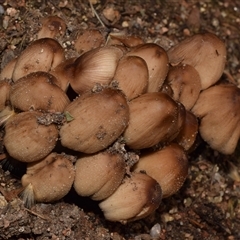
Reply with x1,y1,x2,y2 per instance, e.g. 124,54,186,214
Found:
0,0,240,239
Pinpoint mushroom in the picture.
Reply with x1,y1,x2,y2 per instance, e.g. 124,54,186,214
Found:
12,38,65,82
175,110,198,152
74,29,105,54
10,71,70,112
60,87,129,154
49,57,76,92
164,63,201,110
107,33,144,48
133,143,188,198
167,32,226,90
37,15,67,39
126,43,169,92
3,111,59,162
73,150,126,201
21,152,75,206
112,55,149,100
0,57,17,81
191,83,240,154
70,46,123,94
123,92,185,149
99,172,162,223
0,80,11,111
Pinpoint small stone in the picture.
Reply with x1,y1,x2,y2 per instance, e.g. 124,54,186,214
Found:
122,21,129,27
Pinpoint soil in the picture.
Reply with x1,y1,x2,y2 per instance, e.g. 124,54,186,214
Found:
0,0,240,239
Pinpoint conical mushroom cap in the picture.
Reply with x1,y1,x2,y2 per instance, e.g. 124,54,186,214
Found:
168,33,226,90
192,84,240,154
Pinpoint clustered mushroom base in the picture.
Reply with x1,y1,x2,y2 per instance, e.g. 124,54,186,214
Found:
0,15,237,223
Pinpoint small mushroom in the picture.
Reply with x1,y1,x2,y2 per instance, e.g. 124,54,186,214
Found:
0,80,11,111
123,92,185,149
167,32,226,90
175,110,198,152
133,143,188,198
12,38,65,82
112,55,149,100
21,152,75,205
49,57,76,92
99,172,162,223
10,71,70,112
191,83,240,154
37,15,67,40
107,33,144,48
0,106,15,127
126,43,169,92
74,29,105,54
73,150,126,201
164,64,201,110
0,57,17,81
4,111,59,162
70,46,123,94
60,87,129,154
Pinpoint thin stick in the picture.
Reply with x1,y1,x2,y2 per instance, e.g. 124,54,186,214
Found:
24,207,51,221
88,0,106,27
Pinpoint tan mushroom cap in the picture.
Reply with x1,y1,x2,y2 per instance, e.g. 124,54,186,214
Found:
12,38,65,82
21,152,75,204
191,84,240,154
175,110,198,152
0,80,11,111
0,57,17,81
4,111,59,162
165,64,201,110
70,46,123,94
107,33,144,48
123,92,185,149
37,15,67,39
10,71,70,112
99,172,162,223
73,151,126,201
168,32,226,90
74,29,105,54
133,143,189,198
49,57,76,92
113,55,149,100
60,88,129,154
126,43,169,92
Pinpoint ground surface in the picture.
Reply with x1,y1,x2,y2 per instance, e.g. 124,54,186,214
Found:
0,0,240,239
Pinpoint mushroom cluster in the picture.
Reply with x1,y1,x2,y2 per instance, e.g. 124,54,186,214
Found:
0,15,236,223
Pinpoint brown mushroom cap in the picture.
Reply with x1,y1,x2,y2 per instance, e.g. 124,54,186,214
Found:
167,32,226,90
0,80,11,111
60,88,129,154
73,151,126,201
113,55,149,100
3,111,59,162
99,172,162,223
107,33,144,48
37,15,67,39
10,71,70,112
70,46,123,94
126,43,169,92
49,57,76,92
12,38,65,82
74,29,105,54
165,64,201,110
191,84,240,154
21,152,75,204
133,143,189,198
0,57,17,81
123,92,185,149
175,110,199,152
